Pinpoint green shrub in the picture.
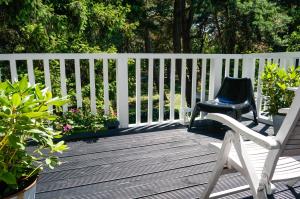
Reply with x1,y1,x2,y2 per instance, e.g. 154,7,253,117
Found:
261,63,300,115
0,77,69,197
55,108,119,134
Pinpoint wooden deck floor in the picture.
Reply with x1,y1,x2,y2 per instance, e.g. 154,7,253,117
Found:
36,120,300,199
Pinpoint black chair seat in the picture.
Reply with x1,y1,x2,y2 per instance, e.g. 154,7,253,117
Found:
197,100,251,114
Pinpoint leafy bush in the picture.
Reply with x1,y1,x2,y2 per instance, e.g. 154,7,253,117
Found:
261,63,300,115
0,77,69,197
55,108,119,134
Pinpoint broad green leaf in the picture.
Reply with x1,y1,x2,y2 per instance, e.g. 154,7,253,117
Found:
22,112,49,118
19,76,28,92
0,172,17,185
0,96,9,106
12,93,21,107
35,85,42,99
0,81,8,91
46,97,69,106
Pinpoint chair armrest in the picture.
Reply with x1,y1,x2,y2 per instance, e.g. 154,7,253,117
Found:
206,113,280,150
278,108,289,115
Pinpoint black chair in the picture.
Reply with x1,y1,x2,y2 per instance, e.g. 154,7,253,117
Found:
188,77,258,130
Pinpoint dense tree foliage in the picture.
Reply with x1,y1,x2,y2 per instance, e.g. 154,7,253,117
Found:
0,0,298,53
0,0,299,120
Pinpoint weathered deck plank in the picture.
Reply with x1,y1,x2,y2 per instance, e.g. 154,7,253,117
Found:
36,121,300,199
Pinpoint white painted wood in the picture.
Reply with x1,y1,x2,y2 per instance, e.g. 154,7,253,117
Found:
1,52,300,127
278,108,289,115
191,58,197,110
1,52,299,61
232,134,261,198
180,59,186,122
103,59,109,115
74,59,82,108
256,58,265,116
89,59,97,114
200,59,207,102
280,58,286,69
209,185,250,199
10,59,17,82
159,59,164,122
206,113,279,149
203,87,300,198
43,59,52,91
27,59,35,85
135,58,141,125
234,59,239,78
43,59,52,112
116,57,129,128
170,58,176,121
201,132,234,199
148,58,154,124
224,58,230,77
209,58,222,100
59,59,68,112
242,58,255,87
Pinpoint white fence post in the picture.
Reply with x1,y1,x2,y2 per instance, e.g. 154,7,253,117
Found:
116,56,129,128
209,58,222,100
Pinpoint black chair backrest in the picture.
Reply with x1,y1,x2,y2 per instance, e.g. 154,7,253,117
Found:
216,77,253,104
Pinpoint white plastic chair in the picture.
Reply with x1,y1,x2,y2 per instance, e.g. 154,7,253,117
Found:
201,86,300,199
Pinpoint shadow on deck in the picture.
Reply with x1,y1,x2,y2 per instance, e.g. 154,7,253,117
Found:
36,119,300,199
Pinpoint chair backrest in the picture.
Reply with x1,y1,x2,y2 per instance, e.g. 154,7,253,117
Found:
275,87,300,156
216,77,254,104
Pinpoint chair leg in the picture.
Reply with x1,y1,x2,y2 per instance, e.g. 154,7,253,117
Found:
253,109,258,124
188,105,199,131
200,132,233,199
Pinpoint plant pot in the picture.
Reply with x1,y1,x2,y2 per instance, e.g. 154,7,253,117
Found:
272,114,286,135
4,179,37,199
105,120,120,129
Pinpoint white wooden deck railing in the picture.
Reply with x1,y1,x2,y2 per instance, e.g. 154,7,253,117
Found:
0,53,299,128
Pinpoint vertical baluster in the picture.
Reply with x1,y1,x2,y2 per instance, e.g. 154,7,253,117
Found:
170,59,176,121
27,59,35,85
59,59,68,112
43,59,52,111
180,59,186,122
256,58,265,117
201,59,207,102
200,59,207,119
234,59,239,78
10,59,17,82
225,58,230,77
74,59,82,108
43,59,52,91
136,58,141,125
191,58,197,110
159,59,164,122
103,59,109,115
148,58,153,124
89,59,96,114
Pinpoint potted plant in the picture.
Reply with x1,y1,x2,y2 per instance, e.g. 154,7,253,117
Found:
0,76,69,198
261,63,300,134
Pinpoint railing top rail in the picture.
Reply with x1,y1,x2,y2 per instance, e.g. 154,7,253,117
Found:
0,52,299,60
